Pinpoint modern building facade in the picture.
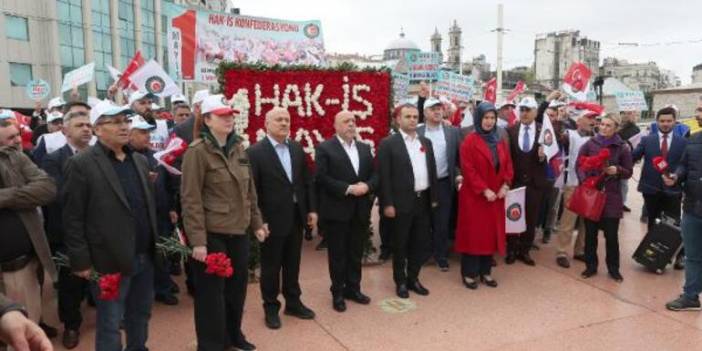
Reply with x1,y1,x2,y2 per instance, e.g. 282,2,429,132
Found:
533,30,600,90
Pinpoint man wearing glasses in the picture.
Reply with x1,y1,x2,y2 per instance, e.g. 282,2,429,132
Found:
63,100,159,351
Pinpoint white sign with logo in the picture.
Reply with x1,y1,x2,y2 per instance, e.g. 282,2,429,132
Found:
614,90,648,112
61,62,95,92
25,79,51,101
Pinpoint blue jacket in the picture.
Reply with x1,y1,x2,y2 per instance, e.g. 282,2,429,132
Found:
675,132,702,217
632,132,686,195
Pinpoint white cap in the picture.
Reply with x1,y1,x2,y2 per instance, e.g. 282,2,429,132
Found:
171,93,189,105
128,90,157,106
87,96,102,108
46,111,64,123
497,100,516,109
0,109,14,120
151,102,161,111
90,100,134,125
129,115,156,131
192,89,210,105
48,97,66,111
518,97,538,109
395,97,418,108
424,98,442,109
201,94,238,116
548,100,566,108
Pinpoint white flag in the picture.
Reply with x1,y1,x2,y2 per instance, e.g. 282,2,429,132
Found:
107,65,122,82
505,187,526,234
539,112,560,161
129,59,180,97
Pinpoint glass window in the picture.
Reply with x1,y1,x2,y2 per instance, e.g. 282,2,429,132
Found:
5,15,29,41
9,63,33,86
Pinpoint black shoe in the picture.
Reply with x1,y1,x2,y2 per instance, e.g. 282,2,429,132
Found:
573,254,586,263
264,310,281,330
407,280,429,296
556,256,571,268
623,205,631,212
39,322,58,339
332,295,347,312
62,329,80,349
674,257,685,270
233,338,256,351
437,259,449,272
666,295,702,311
396,284,409,299
344,290,371,305
505,252,516,265
480,275,498,288
284,303,316,320
581,268,597,278
542,230,551,244
462,276,478,290
609,271,624,282
379,250,392,261
315,238,328,251
155,293,179,306
518,252,535,266
170,283,180,294
531,244,540,250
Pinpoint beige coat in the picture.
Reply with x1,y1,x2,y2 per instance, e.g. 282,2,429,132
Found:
0,146,57,281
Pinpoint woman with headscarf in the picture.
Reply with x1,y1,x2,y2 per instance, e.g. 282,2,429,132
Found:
454,102,514,289
577,113,633,282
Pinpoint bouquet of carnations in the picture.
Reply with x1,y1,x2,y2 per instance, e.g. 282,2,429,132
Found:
156,228,234,278
53,253,122,301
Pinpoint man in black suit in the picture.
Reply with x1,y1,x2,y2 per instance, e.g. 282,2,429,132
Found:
315,111,377,312
378,104,438,299
506,97,547,266
63,100,159,351
40,103,93,349
248,107,317,330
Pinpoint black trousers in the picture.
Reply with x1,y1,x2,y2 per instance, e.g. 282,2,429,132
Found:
392,191,431,286
193,233,250,351
584,218,621,273
507,186,545,254
643,193,682,230
379,213,393,254
259,215,303,313
461,255,492,278
50,245,87,330
325,213,367,296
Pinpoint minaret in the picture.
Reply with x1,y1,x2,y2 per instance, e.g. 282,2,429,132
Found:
447,20,462,71
430,27,443,62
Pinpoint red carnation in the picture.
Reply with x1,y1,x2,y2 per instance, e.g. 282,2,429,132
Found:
419,145,425,153
97,273,122,301
205,253,234,278
597,148,610,161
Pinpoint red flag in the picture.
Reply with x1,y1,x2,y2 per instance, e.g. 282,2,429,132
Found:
507,109,518,127
505,80,526,103
484,78,497,103
562,62,592,93
450,107,463,127
117,51,145,89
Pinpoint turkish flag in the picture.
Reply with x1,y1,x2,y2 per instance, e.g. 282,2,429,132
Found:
484,77,497,103
505,80,526,103
117,51,145,89
562,62,592,93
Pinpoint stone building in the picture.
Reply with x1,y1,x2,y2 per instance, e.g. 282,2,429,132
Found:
533,30,600,89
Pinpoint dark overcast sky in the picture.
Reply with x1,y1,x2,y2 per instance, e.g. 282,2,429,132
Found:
237,0,702,83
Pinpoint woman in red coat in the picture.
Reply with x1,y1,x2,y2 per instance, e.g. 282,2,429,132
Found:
455,102,514,289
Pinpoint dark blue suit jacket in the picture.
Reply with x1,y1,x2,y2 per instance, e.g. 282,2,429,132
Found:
632,132,686,195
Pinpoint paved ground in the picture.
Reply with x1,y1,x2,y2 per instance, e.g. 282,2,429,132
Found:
46,186,702,351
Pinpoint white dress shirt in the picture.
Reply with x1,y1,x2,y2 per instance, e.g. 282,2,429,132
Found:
518,121,537,152
336,135,359,175
400,130,429,192
423,123,448,179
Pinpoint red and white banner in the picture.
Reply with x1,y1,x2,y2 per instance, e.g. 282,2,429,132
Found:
562,62,592,102
505,186,526,234
483,77,497,103
539,112,560,161
221,67,391,163
129,60,180,97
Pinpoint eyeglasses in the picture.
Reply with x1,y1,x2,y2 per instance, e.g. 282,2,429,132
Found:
519,107,532,112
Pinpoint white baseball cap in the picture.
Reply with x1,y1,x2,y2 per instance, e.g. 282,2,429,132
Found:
129,115,156,131
46,111,64,123
424,98,442,109
192,89,210,106
47,97,66,111
171,93,189,105
548,99,566,108
200,94,238,116
518,97,538,109
128,90,157,106
90,100,134,125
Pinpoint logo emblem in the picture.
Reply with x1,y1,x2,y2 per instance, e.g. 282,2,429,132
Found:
145,76,165,94
303,23,320,39
506,203,522,222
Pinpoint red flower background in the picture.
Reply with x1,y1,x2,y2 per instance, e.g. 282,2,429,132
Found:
221,68,392,164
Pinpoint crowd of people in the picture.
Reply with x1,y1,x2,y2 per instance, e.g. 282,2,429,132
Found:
0,79,701,351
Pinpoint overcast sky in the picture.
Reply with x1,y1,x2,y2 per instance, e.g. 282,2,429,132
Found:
237,0,702,84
